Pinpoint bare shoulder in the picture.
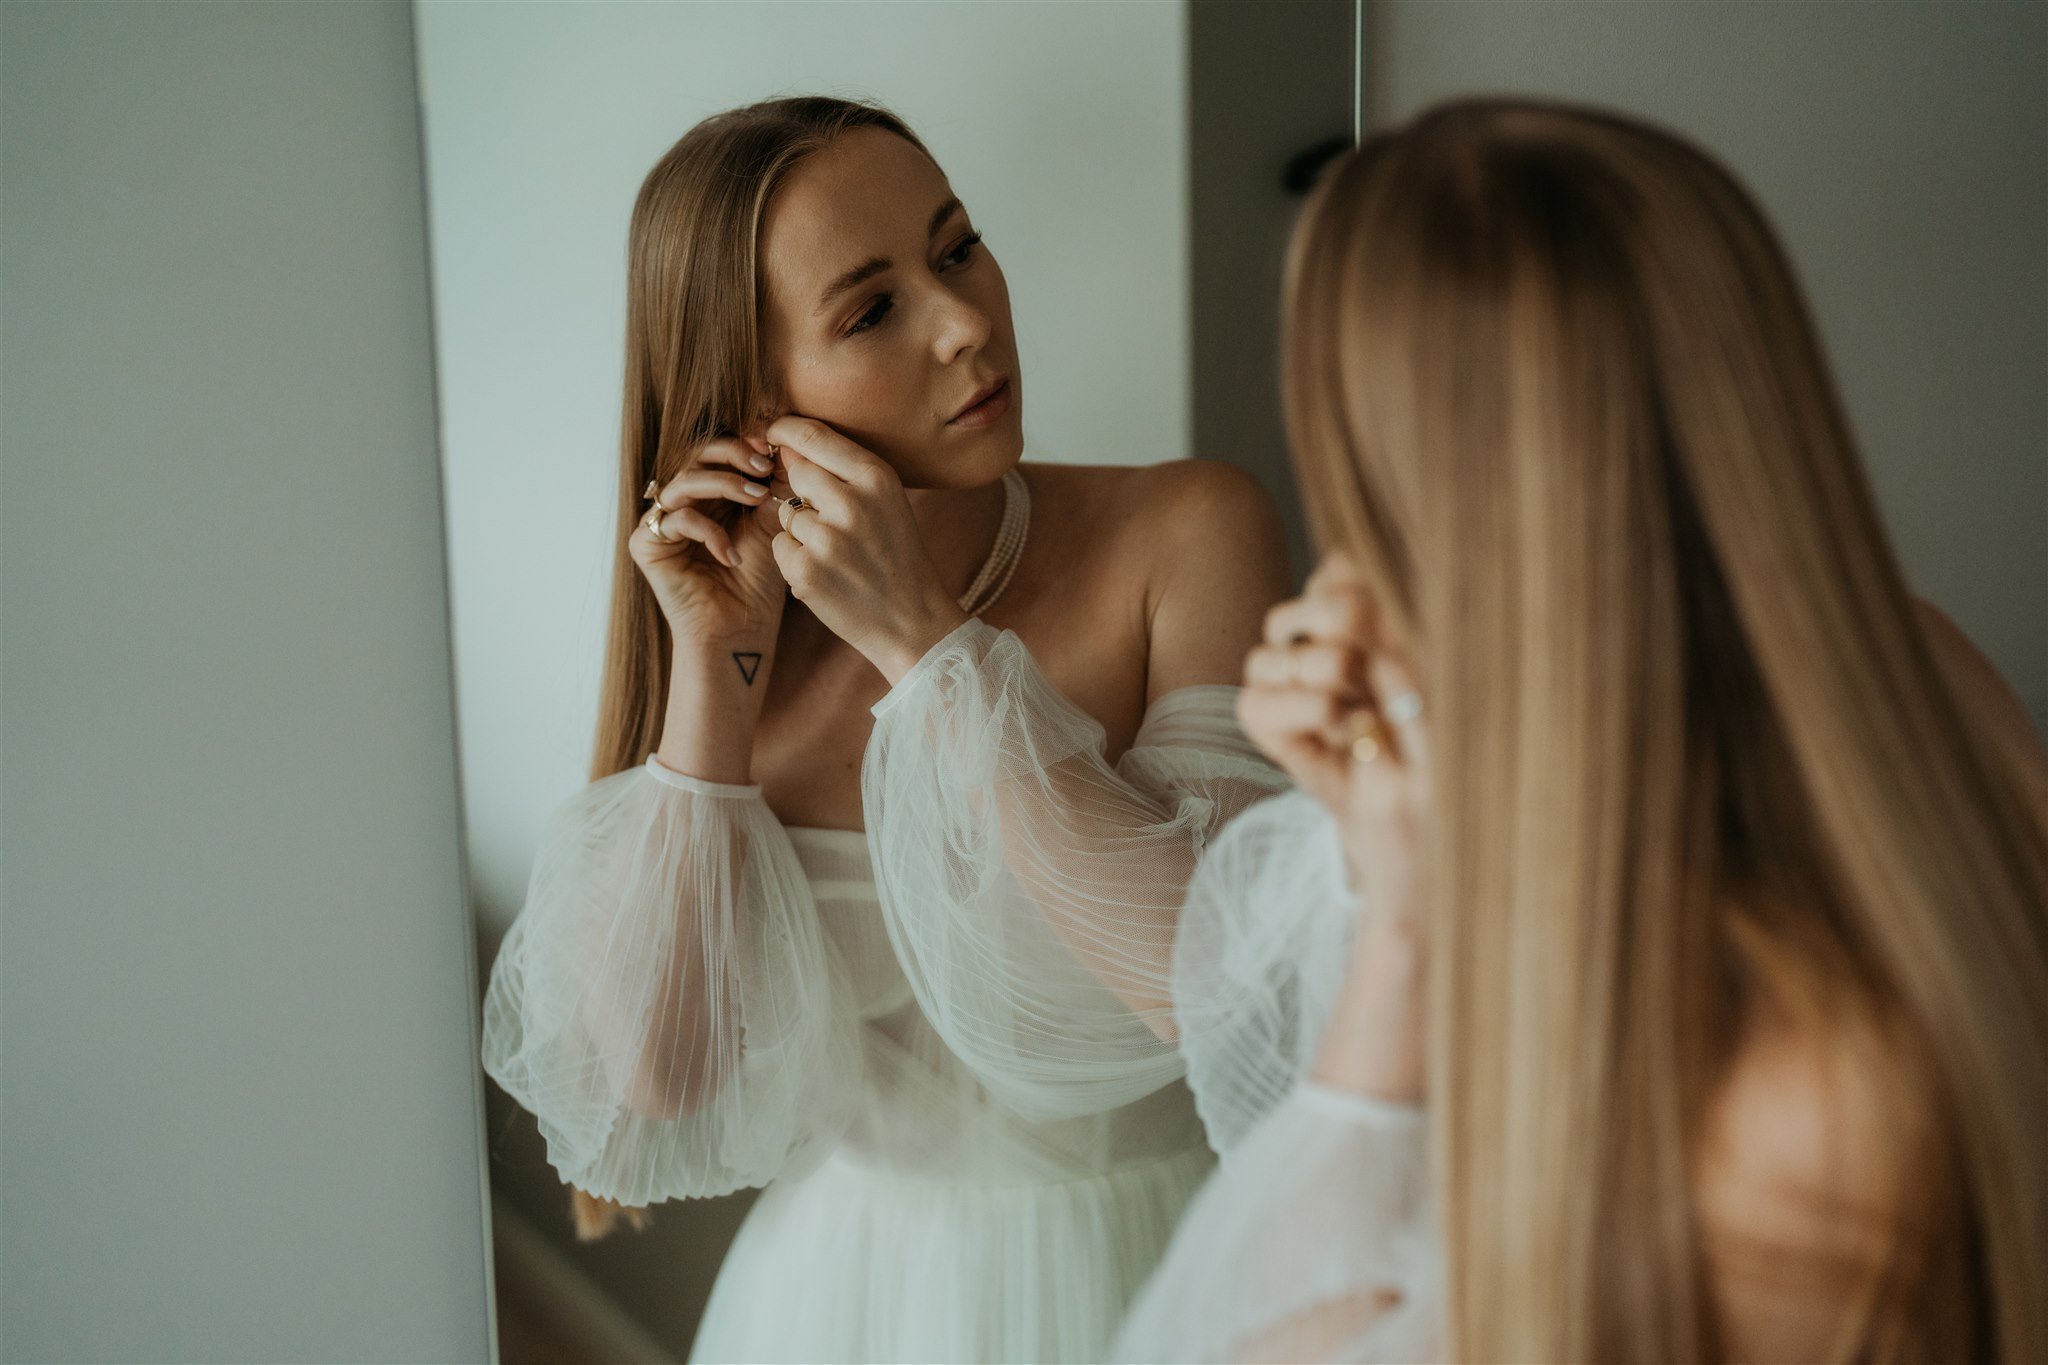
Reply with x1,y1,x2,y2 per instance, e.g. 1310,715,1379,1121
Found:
1019,456,1288,581
1694,1005,1924,1362
1124,458,1289,580
1136,459,1295,700
1135,455,1284,519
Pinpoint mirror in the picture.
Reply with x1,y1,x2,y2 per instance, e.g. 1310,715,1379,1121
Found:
415,2,1352,1359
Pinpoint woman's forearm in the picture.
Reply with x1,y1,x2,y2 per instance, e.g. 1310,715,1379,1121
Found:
655,638,773,784
1307,903,1426,1105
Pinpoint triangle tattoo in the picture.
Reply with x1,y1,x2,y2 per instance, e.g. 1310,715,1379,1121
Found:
732,651,762,685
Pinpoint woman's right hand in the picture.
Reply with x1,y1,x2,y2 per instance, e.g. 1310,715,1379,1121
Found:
630,436,789,643
1236,551,1428,892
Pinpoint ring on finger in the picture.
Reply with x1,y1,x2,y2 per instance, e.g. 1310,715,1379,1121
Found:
641,478,680,513
642,504,671,542
777,494,813,533
1384,689,1424,727
1341,708,1391,764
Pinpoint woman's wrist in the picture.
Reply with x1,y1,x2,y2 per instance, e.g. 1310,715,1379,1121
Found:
871,596,974,688
654,638,774,784
1307,908,1427,1105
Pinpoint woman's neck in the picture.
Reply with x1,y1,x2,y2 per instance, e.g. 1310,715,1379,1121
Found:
903,474,1010,606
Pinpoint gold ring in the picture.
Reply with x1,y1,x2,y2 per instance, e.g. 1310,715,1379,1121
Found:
1342,709,1389,764
642,505,668,541
642,479,661,502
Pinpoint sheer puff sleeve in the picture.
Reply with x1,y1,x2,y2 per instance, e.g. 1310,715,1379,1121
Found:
1115,778,1442,1363
1170,785,1362,1157
479,759,860,1206
1109,1080,1440,1364
861,615,1291,1123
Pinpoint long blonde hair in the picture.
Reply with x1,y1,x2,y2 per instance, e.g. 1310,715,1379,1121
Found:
1281,96,2047,1361
571,95,929,1242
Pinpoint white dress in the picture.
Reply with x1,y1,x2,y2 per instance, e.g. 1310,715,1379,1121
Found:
479,613,1293,1363
1109,789,1442,1364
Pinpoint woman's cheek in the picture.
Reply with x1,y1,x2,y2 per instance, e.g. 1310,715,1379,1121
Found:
785,350,887,428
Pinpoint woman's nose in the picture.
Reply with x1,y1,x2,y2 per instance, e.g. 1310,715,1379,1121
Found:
930,287,993,363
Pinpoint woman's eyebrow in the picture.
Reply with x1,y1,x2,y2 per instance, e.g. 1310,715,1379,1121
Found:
816,256,889,317
926,194,962,238
813,196,967,317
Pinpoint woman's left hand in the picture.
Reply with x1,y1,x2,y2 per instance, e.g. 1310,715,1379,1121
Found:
754,415,970,681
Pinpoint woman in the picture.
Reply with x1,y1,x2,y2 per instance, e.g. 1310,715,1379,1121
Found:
1113,97,2048,1363
477,96,1297,1363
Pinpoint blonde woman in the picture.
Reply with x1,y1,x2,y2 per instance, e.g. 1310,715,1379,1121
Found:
1113,97,2047,1363
476,96,1296,1363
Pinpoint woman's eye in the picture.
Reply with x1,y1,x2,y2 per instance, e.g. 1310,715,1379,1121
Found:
942,231,984,268
847,294,893,336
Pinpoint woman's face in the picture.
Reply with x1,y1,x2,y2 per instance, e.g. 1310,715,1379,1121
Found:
758,127,1023,490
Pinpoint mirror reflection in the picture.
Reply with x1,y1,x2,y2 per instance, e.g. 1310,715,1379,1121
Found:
417,3,1349,1360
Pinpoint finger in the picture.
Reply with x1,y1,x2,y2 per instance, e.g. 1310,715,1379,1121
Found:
1246,683,1354,741
1238,690,1349,802
682,434,778,481
1306,547,1366,591
775,450,852,524
1367,654,1429,779
1263,589,1376,651
641,506,737,569
763,414,887,489
769,529,808,597
775,496,824,540
652,466,772,513
1244,641,1370,696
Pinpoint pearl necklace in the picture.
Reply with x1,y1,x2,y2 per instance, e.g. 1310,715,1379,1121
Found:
957,467,1030,618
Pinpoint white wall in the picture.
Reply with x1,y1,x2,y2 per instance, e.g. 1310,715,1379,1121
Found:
0,3,492,1360
413,0,1192,936
1364,0,2047,731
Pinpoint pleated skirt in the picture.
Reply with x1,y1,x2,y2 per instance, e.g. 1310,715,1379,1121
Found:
687,1140,1218,1364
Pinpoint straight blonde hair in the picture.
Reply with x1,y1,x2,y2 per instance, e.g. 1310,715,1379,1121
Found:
1281,97,2047,1361
571,95,929,1241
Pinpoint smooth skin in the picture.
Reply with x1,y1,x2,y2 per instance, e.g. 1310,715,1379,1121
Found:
631,126,1294,831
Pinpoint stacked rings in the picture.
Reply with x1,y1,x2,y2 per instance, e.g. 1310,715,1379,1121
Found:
641,478,676,542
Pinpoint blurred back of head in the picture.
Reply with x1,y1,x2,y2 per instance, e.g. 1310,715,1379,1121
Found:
1283,95,2046,1363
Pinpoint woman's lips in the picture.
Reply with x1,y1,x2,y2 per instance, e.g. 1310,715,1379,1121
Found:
947,376,1012,428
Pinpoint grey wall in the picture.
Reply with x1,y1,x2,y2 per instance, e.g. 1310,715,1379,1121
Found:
1189,0,1356,586
0,4,494,1361
1363,0,2048,731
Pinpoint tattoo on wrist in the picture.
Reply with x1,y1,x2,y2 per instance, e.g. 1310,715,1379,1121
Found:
732,651,762,685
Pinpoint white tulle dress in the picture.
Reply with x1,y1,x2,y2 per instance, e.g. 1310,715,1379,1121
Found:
1110,788,1443,1364
479,612,1293,1363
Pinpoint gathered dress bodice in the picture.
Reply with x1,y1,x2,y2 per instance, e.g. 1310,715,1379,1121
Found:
782,824,1210,1188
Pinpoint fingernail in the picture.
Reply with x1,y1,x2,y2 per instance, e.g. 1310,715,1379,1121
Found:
743,481,768,497
749,454,773,474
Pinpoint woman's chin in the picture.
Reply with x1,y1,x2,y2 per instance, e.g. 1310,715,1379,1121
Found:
896,425,1023,490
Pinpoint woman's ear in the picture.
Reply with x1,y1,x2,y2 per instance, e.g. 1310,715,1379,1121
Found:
741,393,787,453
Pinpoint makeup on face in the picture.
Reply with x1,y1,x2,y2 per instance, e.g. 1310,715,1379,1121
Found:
947,375,1012,429
760,129,1025,481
